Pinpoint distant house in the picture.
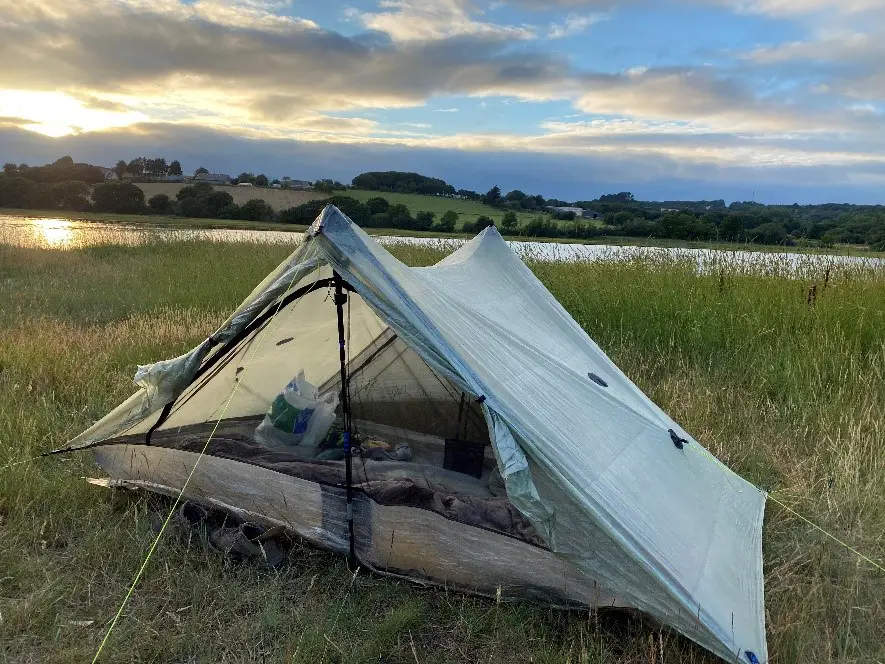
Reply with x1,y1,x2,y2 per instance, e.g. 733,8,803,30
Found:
166,174,184,182
237,182,254,187
582,209,600,220
547,206,585,218
195,172,232,185
99,168,118,181
661,208,680,213
281,177,312,190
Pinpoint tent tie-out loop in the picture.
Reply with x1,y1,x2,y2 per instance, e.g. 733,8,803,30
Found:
668,428,688,450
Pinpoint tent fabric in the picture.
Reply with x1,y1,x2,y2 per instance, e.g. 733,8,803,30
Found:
62,205,767,663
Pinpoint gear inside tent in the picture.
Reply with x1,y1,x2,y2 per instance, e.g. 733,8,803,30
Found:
56,205,768,663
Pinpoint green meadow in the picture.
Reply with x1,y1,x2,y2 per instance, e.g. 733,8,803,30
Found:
346,189,567,227
1,235,883,662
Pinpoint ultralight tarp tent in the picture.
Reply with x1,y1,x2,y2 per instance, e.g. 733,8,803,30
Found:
57,205,767,663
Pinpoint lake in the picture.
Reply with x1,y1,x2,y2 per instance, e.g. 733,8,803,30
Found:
2,214,882,276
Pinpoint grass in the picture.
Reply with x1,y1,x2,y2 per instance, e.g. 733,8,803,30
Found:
1,235,885,662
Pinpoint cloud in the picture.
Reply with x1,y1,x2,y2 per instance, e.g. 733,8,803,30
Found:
1,0,884,201
354,0,536,43
571,67,871,134
4,122,884,203
0,0,571,126
548,13,605,38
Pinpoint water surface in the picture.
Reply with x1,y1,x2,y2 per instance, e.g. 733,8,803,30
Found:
2,214,882,276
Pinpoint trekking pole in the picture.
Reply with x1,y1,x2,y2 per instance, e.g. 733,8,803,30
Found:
333,271,357,569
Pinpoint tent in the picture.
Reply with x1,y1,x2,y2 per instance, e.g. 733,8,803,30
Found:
57,206,767,663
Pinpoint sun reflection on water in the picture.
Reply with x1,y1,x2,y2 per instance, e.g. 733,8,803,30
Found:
31,218,76,247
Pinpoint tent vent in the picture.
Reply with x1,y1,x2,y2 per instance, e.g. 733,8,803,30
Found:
744,651,760,664
668,429,688,450
587,372,608,387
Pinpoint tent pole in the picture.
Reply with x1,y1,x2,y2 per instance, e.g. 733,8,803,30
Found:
333,271,357,570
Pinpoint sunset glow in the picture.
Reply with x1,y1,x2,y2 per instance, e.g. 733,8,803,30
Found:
0,91,146,137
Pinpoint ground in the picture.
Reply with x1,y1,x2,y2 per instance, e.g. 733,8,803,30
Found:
137,183,326,209
1,236,883,662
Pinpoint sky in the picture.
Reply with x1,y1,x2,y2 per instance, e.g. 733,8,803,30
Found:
1,0,884,203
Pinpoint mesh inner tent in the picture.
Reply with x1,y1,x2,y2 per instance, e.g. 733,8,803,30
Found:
111,269,505,538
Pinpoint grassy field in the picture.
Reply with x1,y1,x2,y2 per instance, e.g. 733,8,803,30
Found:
137,183,326,209
346,189,565,227
1,236,884,663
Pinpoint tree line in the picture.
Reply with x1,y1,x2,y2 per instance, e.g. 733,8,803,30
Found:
4,159,885,249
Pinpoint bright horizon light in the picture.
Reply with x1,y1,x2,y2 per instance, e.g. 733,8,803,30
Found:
0,90,147,137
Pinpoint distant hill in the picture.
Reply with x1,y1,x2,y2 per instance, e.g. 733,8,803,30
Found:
351,171,456,196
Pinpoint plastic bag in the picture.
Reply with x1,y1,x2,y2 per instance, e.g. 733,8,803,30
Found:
255,370,338,448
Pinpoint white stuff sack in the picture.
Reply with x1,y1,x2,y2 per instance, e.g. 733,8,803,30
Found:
255,370,338,448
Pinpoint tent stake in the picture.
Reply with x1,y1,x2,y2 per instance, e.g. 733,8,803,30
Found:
333,271,357,570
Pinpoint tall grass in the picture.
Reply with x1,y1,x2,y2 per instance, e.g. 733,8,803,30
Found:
1,238,883,662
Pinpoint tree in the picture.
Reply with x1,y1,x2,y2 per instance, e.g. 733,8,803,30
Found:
254,174,269,187
435,209,459,232
749,222,788,245
239,198,274,221
206,190,234,216
464,215,494,233
195,166,209,175
504,190,527,208
146,157,168,179
126,158,145,177
51,180,90,209
351,171,455,196
366,197,390,215
114,160,126,179
388,203,413,228
3,163,16,173
720,214,744,241
0,176,36,207
54,156,74,167
415,210,435,231
92,182,145,214
501,211,518,233
482,185,501,207
176,182,213,201
599,192,635,203
148,193,175,214
168,160,183,176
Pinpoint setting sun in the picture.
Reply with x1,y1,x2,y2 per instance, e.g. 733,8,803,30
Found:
0,90,146,137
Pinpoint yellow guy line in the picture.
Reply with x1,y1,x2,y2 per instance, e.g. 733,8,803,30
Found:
91,267,308,663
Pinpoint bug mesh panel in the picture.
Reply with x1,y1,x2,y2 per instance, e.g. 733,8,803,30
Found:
122,269,498,526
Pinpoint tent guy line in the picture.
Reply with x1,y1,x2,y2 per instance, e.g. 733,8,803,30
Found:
88,264,309,663
33,205,882,662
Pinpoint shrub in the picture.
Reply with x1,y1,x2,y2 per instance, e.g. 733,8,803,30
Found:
239,198,274,222
366,197,390,215
92,182,145,214
501,211,518,233
415,210,435,231
366,212,391,228
463,215,494,233
435,210,458,233
206,190,234,217
147,193,175,215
